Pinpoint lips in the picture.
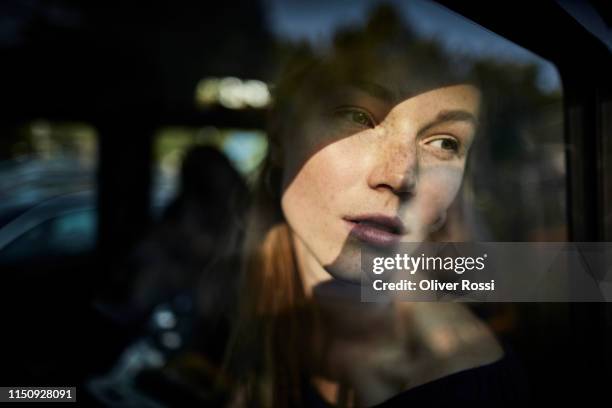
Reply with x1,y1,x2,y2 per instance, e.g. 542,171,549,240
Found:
344,214,406,248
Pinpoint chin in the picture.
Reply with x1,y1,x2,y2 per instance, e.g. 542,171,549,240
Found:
323,247,364,285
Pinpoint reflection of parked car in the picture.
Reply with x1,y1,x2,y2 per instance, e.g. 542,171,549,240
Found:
0,188,175,386
0,190,171,264
0,191,96,264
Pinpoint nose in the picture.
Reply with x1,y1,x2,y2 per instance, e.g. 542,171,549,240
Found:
368,138,418,198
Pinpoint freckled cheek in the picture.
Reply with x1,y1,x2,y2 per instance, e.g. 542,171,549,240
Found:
409,163,465,225
280,153,365,266
281,149,358,240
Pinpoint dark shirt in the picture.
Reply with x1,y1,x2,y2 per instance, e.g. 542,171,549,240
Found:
305,344,529,407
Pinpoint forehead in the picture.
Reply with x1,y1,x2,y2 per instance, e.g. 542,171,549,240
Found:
331,80,481,109
327,49,467,100
293,58,477,110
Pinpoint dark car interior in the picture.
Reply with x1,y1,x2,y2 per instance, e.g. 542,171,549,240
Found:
1,1,611,406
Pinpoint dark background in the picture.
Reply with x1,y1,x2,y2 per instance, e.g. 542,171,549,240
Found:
1,0,611,405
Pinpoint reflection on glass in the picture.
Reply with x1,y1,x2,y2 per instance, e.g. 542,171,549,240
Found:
224,1,565,406
0,121,98,261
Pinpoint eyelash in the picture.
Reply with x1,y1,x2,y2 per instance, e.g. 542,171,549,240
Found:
333,106,377,128
423,136,461,154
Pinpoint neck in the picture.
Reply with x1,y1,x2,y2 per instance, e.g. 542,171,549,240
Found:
290,229,359,407
291,230,334,298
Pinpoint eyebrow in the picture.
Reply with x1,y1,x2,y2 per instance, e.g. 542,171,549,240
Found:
350,80,396,103
417,110,478,136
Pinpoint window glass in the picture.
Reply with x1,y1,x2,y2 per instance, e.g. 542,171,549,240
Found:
0,121,98,259
0,210,97,263
263,0,565,241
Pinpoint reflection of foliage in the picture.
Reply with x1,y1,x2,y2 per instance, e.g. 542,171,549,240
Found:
0,121,97,203
271,2,565,241
154,127,267,184
472,60,562,160
155,127,226,163
467,59,564,240
3,120,97,164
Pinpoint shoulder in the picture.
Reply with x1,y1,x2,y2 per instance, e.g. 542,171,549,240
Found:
372,343,529,407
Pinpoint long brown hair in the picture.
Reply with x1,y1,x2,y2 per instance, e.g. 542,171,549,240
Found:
223,7,494,405
225,158,321,407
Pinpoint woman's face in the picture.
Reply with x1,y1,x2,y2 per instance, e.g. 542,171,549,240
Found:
280,83,480,284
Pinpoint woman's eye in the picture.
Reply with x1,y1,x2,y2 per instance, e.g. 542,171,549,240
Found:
425,137,460,152
334,107,376,128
